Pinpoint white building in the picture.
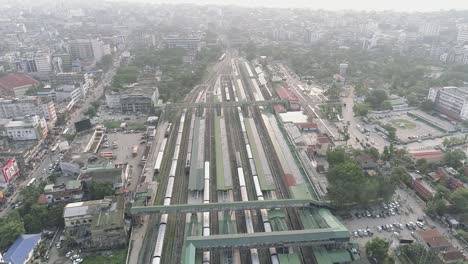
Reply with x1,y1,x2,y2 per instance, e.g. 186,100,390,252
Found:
428,86,468,120
55,85,82,103
4,115,48,141
0,97,57,124
105,92,121,109
457,24,468,44
34,52,52,73
419,23,440,37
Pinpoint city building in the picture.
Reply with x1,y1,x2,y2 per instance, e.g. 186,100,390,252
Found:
419,23,440,37
415,229,451,252
105,84,159,113
427,86,468,120
3,115,48,141
276,87,300,111
54,84,82,103
0,73,40,98
3,234,42,264
51,72,94,97
385,94,409,111
63,196,127,251
339,63,348,78
456,24,468,44
44,180,83,203
0,97,57,124
412,178,436,201
409,149,445,164
79,162,124,190
52,53,72,73
163,36,201,63
68,39,107,62
1,158,20,183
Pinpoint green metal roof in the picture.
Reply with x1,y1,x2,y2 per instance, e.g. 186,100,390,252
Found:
278,254,302,264
312,247,353,264
130,199,332,214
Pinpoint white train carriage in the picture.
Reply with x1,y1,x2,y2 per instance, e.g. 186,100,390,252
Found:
250,249,260,264
244,210,254,233
248,159,257,177
163,198,171,206
252,176,263,198
240,121,246,133
260,209,269,223
160,213,168,224
173,146,180,161
154,152,164,174
175,135,182,147
169,160,177,177
245,144,253,159
152,222,167,263
165,177,175,199
202,252,211,264
240,186,249,201
237,168,246,187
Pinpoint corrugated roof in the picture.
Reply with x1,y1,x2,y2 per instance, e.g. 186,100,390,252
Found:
0,73,39,90
4,234,41,264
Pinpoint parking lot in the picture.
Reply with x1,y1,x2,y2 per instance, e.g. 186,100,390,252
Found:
372,113,443,142
341,188,435,248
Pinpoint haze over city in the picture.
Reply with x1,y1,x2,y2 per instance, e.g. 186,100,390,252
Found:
0,0,467,264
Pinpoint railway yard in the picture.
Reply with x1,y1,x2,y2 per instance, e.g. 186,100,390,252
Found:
129,51,356,264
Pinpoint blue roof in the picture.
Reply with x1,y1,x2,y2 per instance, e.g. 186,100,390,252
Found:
4,234,41,264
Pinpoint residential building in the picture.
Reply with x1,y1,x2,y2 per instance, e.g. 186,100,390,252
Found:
427,86,468,120
79,162,124,190
44,180,83,203
0,73,40,98
276,87,300,111
55,84,82,103
0,97,57,124
4,115,48,141
3,234,41,264
68,39,106,61
105,84,159,113
51,72,94,97
163,37,201,63
63,196,127,251
457,24,468,44
409,149,445,164
52,53,72,73
438,249,465,264
412,178,436,200
419,23,440,37
415,229,451,252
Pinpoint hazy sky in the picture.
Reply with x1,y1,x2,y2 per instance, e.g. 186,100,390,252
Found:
134,0,468,11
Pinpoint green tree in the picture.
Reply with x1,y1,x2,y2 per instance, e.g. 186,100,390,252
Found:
366,237,390,262
420,100,434,112
97,54,113,72
426,197,447,216
365,89,388,109
444,149,466,169
353,103,370,116
449,188,468,213
85,106,97,118
89,181,114,200
416,159,430,174
0,212,25,249
366,147,380,160
326,148,347,165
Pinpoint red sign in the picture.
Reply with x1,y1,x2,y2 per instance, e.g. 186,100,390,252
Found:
2,159,20,183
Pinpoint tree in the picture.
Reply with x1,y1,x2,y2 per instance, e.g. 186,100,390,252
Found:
365,89,388,109
449,188,468,213
420,100,434,112
0,212,25,249
426,197,447,216
416,159,430,174
366,237,390,262
366,147,380,160
444,149,466,169
85,106,97,118
89,181,114,200
353,103,370,116
382,146,391,161
326,148,347,165
382,125,397,142
97,54,113,72
392,166,411,186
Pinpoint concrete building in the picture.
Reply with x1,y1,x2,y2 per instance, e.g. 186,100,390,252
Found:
0,97,57,124
427,86,468,120
4,116,48,141
55,84,82,103
44,180,83,204
51,72,94,97
68,39,106,62
419,23,440,37
52,53,72,73
339,63,348,78
276,87,300,111
415,229,451,252
163,37,201,63
409,149,445,164
105,84,159,113
63,196,127,251
0,73,40,98
456,24,468,44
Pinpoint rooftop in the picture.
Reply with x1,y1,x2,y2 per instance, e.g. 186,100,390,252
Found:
409,149,445,159
4,234,41,264
276,87,299,103
0,73,39,91
279,111,309,124
416,229,451,249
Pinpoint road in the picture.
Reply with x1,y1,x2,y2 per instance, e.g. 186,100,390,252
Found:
0,56,121,218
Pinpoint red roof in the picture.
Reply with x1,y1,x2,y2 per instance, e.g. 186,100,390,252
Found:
273,104,287,113
317,136,330,144
0,73,39,91
409,149,444,159
297,122,318,129
276,87,299,103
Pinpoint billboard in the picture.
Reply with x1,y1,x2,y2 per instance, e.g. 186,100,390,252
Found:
74,118,92,133
2,159,20,183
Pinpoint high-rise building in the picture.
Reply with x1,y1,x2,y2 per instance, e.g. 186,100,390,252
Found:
457,24,468,44
419,23,440,37
68,39,105,61
339,63,348,78
427,86,468,120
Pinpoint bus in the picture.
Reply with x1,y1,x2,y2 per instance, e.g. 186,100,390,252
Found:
26,178,36,187
51,142,60,153
62,128,69,136
100,151,115,159
132,145,138,157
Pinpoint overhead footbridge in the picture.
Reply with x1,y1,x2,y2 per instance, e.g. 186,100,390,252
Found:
154,99,288,110
130,199,333,214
